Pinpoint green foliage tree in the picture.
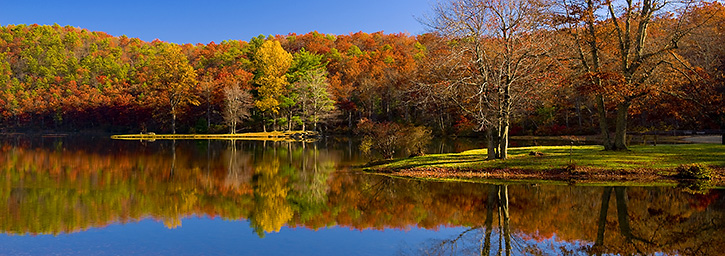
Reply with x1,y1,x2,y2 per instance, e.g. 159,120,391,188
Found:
296,68,336,131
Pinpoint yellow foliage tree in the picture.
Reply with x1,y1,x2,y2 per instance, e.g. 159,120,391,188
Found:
250,160,293,237
148,43,199,134
253,40,292,131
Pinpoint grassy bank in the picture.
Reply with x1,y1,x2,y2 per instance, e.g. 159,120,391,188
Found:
365,144,725,186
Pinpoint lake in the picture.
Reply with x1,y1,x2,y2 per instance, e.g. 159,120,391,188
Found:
0,135,722,255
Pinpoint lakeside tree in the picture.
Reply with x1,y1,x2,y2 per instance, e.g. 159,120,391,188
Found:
253,40,293,132
676,2,725,144
284,49,327,131
296,69,336,131
146,42,199,134
223,84,253,134
424,0,554,159
557,0,711,150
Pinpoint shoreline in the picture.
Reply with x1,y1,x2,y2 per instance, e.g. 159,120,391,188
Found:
369,166,725,187
110,131,319,141
363,144,725,187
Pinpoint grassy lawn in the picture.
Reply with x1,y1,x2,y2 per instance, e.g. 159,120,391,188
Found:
369,144,725,172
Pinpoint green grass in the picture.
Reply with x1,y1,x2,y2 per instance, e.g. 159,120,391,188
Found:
370,144,725,171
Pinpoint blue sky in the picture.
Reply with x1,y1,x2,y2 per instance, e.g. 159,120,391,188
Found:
0,0,432,44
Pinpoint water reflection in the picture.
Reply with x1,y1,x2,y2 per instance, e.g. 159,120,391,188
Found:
403,185,725,255
0,136,723,255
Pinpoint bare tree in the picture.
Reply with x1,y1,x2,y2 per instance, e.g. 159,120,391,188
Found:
296,68,336,132
423,0,554,159
223,85,253,134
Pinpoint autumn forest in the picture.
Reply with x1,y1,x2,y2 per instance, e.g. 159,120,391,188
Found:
0,1,723,142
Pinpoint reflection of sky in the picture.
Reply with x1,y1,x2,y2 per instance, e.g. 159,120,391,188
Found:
0,216,468,256
523,233,593,256
403,228,599,256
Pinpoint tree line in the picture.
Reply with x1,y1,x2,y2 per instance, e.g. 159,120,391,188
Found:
0,1,723,150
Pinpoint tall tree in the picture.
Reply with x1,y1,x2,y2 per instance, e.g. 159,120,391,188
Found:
223,84,253,134
146,43,199,134
296,68,336,131
253,40,293,132
558,0,708,150
424,0,553,159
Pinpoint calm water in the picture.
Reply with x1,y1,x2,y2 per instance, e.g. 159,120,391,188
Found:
0,135,723,255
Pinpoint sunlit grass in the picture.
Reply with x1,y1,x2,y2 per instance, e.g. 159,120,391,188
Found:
371,144,725,171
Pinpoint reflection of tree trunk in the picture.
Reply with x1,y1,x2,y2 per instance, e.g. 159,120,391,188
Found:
594,187,613,251
207,139,211,188
499,185,511,256
170,139,176,179
614,187,632,242
593,187,652,255
482,187,497,256
287,141,292,169
614,187,652,252
302,141,307,173
228,140,236,176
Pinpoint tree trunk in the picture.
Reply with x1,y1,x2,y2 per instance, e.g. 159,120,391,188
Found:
273,113,278,131
498,122,509,160
576,97,583,127
171,106,177,134
487,128,497,160
596,95,612,150
207,101,211,131
348,111,352,133
614,101,631,150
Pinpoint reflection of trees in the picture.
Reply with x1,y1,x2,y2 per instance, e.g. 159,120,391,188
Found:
223,140,253,192
288,142,333,222
249,160,293,237
592,187,654,254
406,185,521,256
0,137,724,255
589,186,725,255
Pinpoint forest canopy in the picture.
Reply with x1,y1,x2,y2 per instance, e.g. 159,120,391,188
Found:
0,2,723,137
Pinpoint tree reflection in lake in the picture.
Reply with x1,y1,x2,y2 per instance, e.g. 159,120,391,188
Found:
0,136,723,255
402,184,725,256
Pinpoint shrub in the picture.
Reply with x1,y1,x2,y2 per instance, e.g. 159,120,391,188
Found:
356,119,401,160
399,125,433,157
356,118,432,160
676,164,712,180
